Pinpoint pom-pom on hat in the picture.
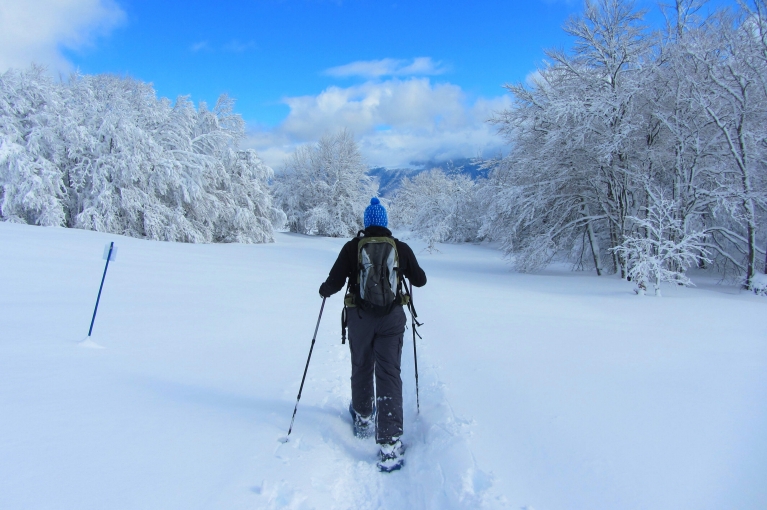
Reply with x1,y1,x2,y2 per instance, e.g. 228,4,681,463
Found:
364,197,388,228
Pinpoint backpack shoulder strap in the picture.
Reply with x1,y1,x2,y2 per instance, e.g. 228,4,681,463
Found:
358,236,398,251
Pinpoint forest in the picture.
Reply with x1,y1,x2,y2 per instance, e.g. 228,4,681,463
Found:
2,0,765,292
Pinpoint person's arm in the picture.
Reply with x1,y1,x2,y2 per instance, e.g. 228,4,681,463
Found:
398,242,427,287
319,241,355,297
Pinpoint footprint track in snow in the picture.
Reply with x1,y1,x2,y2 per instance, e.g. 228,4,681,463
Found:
264,338,503,509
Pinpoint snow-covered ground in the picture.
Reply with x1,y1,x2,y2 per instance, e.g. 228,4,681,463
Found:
1,222,765,510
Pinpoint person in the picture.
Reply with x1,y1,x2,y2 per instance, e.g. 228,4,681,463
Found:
319,197,427,472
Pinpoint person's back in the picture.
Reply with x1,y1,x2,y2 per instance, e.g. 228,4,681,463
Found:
319,197,426,472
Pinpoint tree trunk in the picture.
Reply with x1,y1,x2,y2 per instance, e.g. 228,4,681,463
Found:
744,211,756,289
609,223,619,274
586,221,603,276
581,201,602,275
737,126,757,290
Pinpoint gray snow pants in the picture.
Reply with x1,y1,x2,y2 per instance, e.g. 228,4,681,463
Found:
347,304,407,445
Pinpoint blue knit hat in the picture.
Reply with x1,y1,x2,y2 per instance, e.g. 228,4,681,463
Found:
364,197,388,228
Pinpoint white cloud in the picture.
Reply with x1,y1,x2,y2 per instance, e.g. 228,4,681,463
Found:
324,57,448,79
190,40,211,53
222,40,257,53
246,78,512,169
0,0,125,72
189,39,257,54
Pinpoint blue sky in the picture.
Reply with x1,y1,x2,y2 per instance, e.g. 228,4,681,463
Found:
0,0,738,169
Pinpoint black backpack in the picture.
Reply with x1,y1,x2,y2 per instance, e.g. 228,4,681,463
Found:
341,233,414,343
344,233,409,315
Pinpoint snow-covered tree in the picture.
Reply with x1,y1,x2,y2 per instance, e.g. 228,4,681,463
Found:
487,0,655,274
484,0,766,286
0,67,278,243
214,148,279,243
683,7,767,289
613,188,710,296
0,66,67,226
390,168,479,250
272,130,377,237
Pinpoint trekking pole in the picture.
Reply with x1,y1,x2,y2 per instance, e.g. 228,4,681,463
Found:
280,297,326,443
409,281,423,413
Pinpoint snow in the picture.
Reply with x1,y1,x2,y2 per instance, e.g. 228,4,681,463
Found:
1,222,765,510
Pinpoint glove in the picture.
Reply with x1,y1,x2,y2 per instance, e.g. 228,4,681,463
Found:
319,282,333,298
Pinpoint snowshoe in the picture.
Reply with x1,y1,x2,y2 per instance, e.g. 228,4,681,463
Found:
376,439,405,472
349,402,375,439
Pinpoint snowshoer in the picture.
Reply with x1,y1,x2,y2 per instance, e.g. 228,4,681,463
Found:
319,197,427,472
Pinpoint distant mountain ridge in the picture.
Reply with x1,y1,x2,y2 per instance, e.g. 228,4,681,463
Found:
368,158,488,197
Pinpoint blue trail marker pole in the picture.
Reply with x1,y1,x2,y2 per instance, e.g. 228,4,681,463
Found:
88,242,116,337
